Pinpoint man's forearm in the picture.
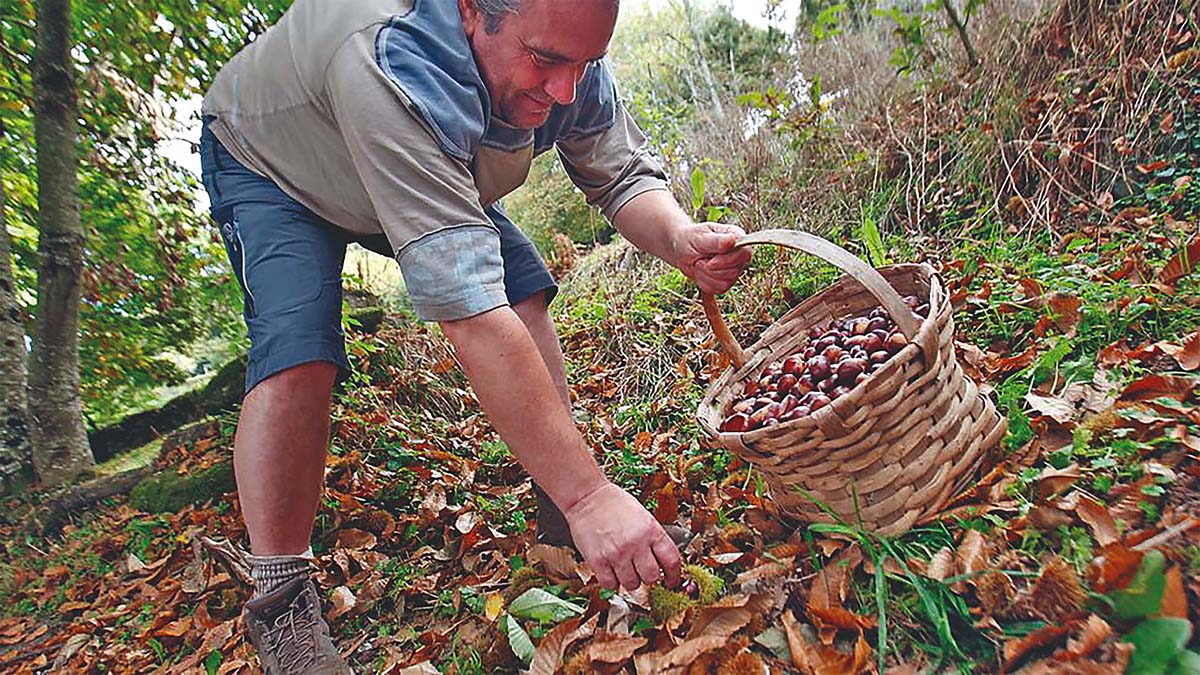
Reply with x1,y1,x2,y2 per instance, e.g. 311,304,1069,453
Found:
610,188,690,265
439,306,607,513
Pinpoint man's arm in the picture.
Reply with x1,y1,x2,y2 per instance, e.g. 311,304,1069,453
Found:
610,188,751,295
439,307,681,591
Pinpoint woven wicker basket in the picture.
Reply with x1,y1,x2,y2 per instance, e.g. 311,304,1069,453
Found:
696,229,1006,536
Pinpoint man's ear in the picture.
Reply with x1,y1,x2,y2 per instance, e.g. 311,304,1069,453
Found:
458,0,480,39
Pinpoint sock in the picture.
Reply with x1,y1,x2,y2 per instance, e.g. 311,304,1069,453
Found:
248,547,315,600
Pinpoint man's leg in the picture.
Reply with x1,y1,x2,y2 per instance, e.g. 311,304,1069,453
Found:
201,118,354,674
235,361,339,557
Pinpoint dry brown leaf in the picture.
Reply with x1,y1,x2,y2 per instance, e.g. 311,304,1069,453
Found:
1074,495,1120,547
1161,565,1188,618
1089,544,1144,594
1159,329,1200,370
1120,374,1199,402
527,544,579,580
634,636,727,674
1047,293,1083,335
1002,624,1071,672
956,529,989,577
1055,614,1113,662
925,547,955,582
986,344,1040,376
328,586,356,621
584,632,647,667
529,613,597,675
1038,464,1082,499
688,594,772,640
153,616,191,638
336,528,377,551
1025,392,1077,424
782,609,872,675
1159,233,1200,286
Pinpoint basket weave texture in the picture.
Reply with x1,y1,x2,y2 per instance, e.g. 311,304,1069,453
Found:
697,231,1006,536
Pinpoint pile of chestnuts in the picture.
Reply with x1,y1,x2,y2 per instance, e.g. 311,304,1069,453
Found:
719,295,929,433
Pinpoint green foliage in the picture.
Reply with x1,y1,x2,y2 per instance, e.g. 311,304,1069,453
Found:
1109,550,1167,621
507,587,584,623
501,613,535,667
1,0,297,424
1125,618,1199,675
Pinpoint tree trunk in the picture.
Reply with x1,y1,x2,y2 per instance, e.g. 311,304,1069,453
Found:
678,0,724,119
941,0,980,70
29,0,93,485
0,142,35,494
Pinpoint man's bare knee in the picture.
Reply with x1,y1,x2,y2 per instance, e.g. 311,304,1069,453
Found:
246,361,339,400
512,291,550,321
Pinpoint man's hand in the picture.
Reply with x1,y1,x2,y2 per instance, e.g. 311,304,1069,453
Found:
671,222,753,295
564,482,682,591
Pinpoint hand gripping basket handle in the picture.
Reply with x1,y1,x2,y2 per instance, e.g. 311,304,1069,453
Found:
701,229,926,369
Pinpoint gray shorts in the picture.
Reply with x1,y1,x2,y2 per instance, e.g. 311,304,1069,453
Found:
199,120,558,393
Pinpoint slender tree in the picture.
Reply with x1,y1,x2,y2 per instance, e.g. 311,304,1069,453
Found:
29,0,93,484
0,129,35,493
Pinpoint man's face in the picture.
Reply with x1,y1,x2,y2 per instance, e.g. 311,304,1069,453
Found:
460,0,618,129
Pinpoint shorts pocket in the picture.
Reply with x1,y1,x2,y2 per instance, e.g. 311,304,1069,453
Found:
219,218,256,317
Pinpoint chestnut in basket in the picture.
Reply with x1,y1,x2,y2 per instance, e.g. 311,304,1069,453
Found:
719,299,926,432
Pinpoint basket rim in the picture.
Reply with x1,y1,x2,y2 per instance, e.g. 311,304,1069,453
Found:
697,262,946,440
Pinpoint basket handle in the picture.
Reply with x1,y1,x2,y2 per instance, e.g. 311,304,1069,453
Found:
701,228,925,370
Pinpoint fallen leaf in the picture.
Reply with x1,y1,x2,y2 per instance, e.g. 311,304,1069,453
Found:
925,547,955,582
1002,624,1071,672
583,633,647,667
336,528,377,551
529,614,597,675
635,636,727,673
1160,565,1187,619
1159,234,1200,286
485,593,504,621
1054,614,1112,662
154,616,191,638
1038,464,1081,499
1074,495,1120,547
328,586,356,621
527,544,579,581
1119,374,1199,402
1090,544,1144,594
1158,329,1200,370
1025,392,1077,424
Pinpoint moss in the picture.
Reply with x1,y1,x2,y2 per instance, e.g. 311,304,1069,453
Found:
128,460,234,513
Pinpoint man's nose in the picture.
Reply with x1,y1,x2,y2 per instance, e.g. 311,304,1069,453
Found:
543,68,578,106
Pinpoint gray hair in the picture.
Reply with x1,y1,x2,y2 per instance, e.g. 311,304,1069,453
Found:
472,0,522,34
472,0,619,34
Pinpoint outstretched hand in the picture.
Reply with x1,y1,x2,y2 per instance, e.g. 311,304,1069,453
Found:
564,482,682,591
671,222,752,294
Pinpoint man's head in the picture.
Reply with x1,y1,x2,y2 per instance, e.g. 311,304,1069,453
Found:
459,0,619,129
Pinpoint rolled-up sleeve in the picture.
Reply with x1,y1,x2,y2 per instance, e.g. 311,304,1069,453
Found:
555,103,671,222
325,32,507,322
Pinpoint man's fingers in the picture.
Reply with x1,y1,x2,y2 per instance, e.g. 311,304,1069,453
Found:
613,558,641,591
651,536,683,589
694,231,740,255
591,560,619,591
633,547,663,587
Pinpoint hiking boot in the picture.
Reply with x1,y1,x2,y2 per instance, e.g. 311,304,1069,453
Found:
534,484,696,551
243,577,354,675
